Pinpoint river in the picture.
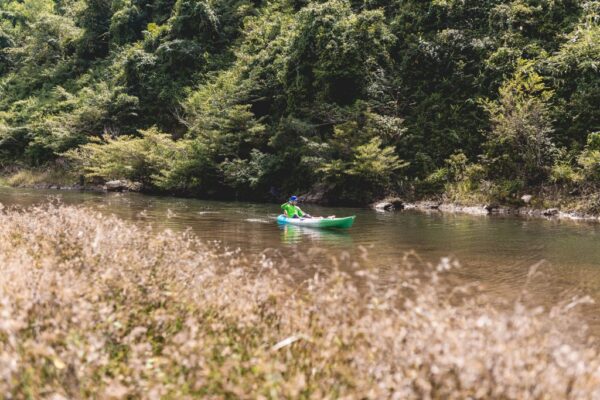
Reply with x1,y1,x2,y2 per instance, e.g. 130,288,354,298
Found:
2,186,600,331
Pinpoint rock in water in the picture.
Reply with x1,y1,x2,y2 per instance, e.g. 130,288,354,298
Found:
543,208,559,216
104,180,142,192
372,197,404,212
104,180,126,191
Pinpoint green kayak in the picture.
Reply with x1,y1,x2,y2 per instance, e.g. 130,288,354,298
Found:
277,215,355,229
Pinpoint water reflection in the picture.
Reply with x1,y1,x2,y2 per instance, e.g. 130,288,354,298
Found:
279,224,353,246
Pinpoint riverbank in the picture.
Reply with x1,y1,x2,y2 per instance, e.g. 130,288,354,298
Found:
0,203,599,397
3,168,600,223
373,196,600,222
0,168,135,193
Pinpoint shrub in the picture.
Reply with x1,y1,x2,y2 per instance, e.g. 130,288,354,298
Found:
550,162,582,185
347,137,407,184
578,149,600,183
64,127,197,188
488,178,525,203
424,154,486,202
423,167,449,194
221,149,278,191
587,132,600,151
445,152,469,181
576,132,600,184
318,136,408,203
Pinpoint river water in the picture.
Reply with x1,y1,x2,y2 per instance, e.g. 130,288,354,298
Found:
2,186,600,330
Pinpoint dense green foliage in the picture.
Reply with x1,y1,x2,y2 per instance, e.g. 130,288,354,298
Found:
1,0,599,204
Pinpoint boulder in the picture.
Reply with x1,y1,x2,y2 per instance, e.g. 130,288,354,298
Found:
517,207,540,216
439,204,489,215
484,204,499,212
104,180,142,192
372,197,404,212
417,201,442,210
127,181,143,192
461,206,489,215
105,180,127,191
543,208,559,217
490,206,514,214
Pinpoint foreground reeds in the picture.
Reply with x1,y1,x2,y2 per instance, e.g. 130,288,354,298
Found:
0,204,599,399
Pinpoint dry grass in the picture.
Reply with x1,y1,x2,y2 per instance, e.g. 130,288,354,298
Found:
4,167,77,188
0,203,599,399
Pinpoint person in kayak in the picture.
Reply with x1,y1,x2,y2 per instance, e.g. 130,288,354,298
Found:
281,196,311,218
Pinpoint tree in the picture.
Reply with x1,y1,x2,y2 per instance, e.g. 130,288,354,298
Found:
76,0,112,60
283,0,395,108
308,111,408,203
549,2,600,146
482,60,557,185
0,27,14,75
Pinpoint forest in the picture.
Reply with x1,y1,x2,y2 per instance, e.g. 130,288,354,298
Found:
0,0,599,206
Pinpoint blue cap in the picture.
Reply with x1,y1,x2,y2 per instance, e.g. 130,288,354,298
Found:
289,195,298,201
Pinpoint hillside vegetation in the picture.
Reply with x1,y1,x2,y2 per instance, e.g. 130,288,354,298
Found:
1,0,599,205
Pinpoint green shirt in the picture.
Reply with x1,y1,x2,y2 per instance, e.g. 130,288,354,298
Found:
281,202,304,218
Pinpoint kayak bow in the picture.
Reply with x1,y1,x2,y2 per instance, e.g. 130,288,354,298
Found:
277,214,355,229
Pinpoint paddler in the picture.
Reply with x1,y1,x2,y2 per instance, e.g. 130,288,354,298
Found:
281,196,311,218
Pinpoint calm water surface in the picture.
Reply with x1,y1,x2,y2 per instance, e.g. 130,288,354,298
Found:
1,187,600,329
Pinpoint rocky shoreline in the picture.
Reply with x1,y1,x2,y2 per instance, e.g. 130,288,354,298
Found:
5,179,600,223
372,197,600,222
11,179,142,193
